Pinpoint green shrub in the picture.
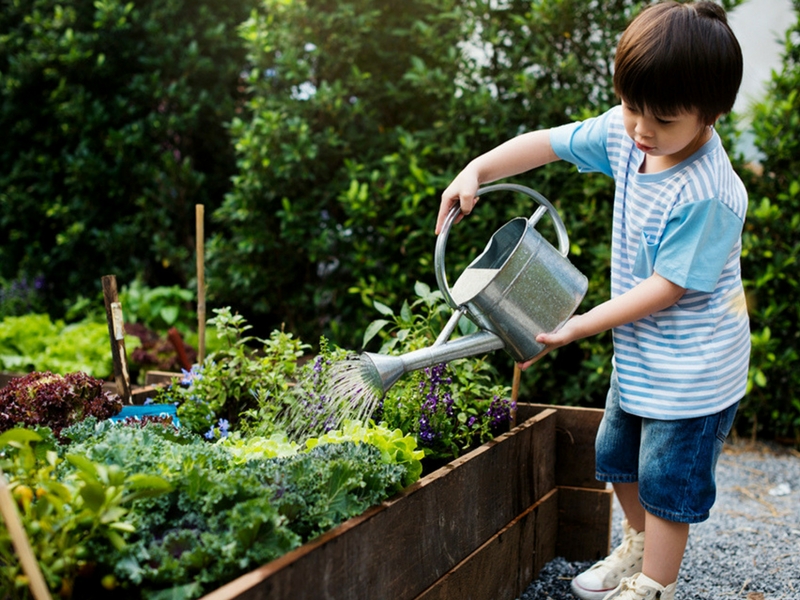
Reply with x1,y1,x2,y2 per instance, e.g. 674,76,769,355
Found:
0,0,250,314
736,0,800,443
208,0,741,410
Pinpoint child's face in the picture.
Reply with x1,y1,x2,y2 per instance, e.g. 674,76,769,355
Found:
620,100,711,169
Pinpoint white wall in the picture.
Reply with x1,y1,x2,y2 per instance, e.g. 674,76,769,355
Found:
728,0,795,115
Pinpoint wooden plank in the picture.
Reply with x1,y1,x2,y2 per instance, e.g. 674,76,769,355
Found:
517,403,605,489
101,275,132,404
556,486,613,562
130,385,165,405
0,372,23,389
200,409,557,600
144,370,182,386
414,488,558,600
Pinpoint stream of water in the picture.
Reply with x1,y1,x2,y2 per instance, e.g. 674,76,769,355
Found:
276,354,385,442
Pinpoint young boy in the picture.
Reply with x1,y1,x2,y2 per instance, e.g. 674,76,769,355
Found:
435,2,748,599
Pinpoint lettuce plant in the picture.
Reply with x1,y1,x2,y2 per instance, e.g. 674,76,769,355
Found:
0,371,123,437
57,419,411,598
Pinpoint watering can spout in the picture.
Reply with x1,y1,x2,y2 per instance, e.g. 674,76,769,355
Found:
361,330,506,394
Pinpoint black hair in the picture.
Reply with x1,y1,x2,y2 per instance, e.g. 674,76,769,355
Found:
613,1,743,125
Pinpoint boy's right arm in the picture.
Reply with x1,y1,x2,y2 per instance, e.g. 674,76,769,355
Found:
436,129,560,234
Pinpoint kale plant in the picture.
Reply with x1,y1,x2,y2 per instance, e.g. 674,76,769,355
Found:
60,421,408,598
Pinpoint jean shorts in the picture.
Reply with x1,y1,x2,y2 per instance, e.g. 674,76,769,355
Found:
595,372,739,524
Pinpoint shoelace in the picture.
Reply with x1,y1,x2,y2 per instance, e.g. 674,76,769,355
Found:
592,529,644,572
617,576,661,599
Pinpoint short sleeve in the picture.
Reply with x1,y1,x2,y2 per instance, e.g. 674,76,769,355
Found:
653,199,744,292
549,109,615,177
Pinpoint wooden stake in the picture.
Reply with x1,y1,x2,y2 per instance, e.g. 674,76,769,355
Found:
196,204,206,364
0,469,53,600
167,327,192,371
101,275,132,404
510,364,521,428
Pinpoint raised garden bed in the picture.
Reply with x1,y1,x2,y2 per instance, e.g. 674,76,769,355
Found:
200,402,611,600
3,363,611,599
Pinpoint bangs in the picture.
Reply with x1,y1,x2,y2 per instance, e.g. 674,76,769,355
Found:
613,2,742,124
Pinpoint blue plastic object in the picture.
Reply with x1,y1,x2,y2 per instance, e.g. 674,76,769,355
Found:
108,403,180,427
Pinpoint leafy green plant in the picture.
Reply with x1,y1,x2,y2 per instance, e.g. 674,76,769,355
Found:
58,418,413,598
120,280,197,334
0,428,171,599
306,420,424,487
153,307,310,435
0,314,141,378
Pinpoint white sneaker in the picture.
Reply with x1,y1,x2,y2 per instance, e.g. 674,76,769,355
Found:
601,573,677,600
570,519,645,600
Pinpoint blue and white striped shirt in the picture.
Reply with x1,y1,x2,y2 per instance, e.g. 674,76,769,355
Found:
550,106,750,419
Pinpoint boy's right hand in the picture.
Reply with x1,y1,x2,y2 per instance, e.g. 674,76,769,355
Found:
436,168,481,234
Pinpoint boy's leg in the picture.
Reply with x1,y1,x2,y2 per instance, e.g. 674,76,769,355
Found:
613,481,645,532
641,512,689,587
571,373,646,600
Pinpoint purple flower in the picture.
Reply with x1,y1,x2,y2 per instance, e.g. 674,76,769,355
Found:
180,365,203,386
485,395,513,428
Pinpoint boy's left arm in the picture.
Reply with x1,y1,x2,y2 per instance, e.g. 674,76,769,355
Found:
518,273,685,370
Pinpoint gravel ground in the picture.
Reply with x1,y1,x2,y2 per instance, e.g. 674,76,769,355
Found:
520,441,800,600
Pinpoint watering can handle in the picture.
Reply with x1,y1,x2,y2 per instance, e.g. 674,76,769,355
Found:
435,183,571,310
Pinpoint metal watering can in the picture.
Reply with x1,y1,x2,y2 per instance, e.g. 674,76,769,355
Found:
361,183,588,394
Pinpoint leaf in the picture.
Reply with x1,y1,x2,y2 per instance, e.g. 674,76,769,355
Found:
80,482,107,512
106,530,126,551
108,521,136,533
399,300,412,323
100,506,128,524
0,429,42,448
159,306,179,326
66,454,100,483
414,281,431,299
125,473,172,492
372,300,394,316
362,319,390,348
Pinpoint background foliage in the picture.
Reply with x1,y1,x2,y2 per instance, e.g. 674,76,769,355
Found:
0,0,250,312
2,0,798,443
734,0,800,442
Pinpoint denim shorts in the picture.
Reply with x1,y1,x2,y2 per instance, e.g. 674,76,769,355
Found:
595,372,739,524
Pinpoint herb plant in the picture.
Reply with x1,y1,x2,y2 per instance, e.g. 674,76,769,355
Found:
152,307,310,435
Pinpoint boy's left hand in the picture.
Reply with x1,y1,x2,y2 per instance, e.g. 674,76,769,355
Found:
516,316,583,370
